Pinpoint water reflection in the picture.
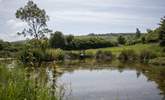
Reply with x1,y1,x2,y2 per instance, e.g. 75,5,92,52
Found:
55,60,165,100
1,60,165,100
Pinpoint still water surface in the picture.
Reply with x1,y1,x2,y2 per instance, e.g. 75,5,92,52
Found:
57,67,164,100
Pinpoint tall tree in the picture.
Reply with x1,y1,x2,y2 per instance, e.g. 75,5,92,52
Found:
159,16,165,46
15,0,51,40
136,28,141,38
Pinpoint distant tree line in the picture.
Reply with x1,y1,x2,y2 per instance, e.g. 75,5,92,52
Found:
0,40,22,58
49,31,116,50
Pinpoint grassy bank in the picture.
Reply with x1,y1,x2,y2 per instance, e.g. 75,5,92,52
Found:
85,43,163,56
0,64,58,100
61,43,165,64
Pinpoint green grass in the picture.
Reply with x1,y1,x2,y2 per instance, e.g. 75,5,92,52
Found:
80,43,163,56
0,64,57,100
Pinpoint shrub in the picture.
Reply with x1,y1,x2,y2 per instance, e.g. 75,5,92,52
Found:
46,49,65,61
146,29,159,43
65,51,80,60
139,50,156,63
95,50,113,61
118,49,137,62
117,35,126,45
19,47,46,66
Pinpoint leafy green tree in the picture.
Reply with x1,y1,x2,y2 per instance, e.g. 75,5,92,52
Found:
136,28,141,38
117,35,126,45
15,0,51,40
15,1,51,66
66,35,74,44
49,31,66,48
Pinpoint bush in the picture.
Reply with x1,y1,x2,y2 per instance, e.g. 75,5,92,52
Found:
146,29,159,43
46,49,65,61
117,35,126,45
96,50,113,61
118,49,137,62
139,50,156,63
65,51,79,60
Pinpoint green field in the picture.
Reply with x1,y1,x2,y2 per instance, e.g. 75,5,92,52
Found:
73,43,164,57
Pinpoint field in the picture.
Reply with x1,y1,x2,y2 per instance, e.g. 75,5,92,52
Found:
70,43,163,56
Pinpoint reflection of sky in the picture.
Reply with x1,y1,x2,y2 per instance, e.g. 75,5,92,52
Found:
58,69,161,100
0,0,165,41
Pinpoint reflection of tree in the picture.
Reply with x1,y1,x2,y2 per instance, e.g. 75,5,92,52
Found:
135,64,165,98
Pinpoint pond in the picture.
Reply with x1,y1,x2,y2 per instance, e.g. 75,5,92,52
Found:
1,60,165,100
58,69,162,100
52,60,165,100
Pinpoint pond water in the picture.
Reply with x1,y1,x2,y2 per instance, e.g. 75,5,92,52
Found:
1,60,165,100
58,68,163,100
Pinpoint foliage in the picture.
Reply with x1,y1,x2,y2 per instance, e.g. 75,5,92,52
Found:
159,16,165,40
65,51,80,59
49,31,66,48
95,50,113,61
160,40,165,46
18,39,49,66
46,49,65,61
65,35,74,45
49,32,116,50
0,40,23,58
146,28,160,43
149,57,165,65
139,50,156,63
136,28,141,38
117,35,126,45
0,65,57,100
118,49,137,62
158,17,165,46
15,0,51,39
141,36,146,44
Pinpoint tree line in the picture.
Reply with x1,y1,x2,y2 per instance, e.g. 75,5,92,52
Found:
49,31,116,50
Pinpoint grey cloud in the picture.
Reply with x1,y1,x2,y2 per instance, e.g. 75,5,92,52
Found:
0,0,165,41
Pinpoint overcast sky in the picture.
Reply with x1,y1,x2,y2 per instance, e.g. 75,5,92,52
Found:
0,0,165,41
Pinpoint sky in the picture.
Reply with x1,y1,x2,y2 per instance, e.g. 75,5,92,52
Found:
0,0,165,41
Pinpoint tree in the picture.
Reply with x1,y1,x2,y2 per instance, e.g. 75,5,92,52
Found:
141,36,146,44
66,35,74,44
146,29,153,33
117,35,126,45
15,1,51,66
15,0,51,40
49,31,66,48
159,16,165,46
136,28,141,38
